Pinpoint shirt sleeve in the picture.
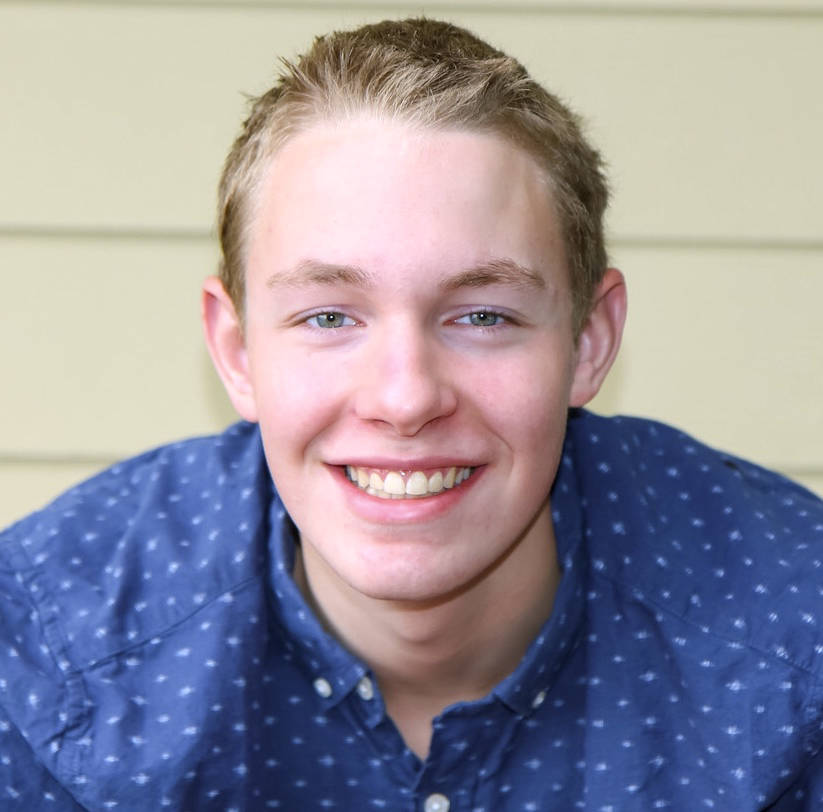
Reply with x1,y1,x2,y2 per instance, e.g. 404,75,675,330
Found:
0,710,85,810
0,529,87,808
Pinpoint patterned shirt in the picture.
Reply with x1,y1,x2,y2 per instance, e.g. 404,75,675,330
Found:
1,410,823,811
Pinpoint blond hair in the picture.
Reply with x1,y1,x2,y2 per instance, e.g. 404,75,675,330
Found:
218,17,609,335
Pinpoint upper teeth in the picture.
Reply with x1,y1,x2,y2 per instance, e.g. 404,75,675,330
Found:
346,465,473,498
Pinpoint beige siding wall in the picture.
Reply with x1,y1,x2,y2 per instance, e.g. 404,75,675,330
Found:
1,1,821,526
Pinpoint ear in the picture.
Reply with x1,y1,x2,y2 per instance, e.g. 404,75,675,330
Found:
569,267,627,407
201,276,259,422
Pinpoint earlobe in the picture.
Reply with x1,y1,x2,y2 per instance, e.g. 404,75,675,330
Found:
569,268,627,407
201,276,259,422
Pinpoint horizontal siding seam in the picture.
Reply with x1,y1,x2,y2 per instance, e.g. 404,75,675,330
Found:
0,225,213,243
3,226,823,253
8,1,823,21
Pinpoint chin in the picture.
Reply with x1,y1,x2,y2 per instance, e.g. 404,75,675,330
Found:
343,555,485,606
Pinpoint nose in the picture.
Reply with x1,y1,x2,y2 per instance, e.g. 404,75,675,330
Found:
353,318,457,436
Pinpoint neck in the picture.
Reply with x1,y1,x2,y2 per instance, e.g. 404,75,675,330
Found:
294,506,561,758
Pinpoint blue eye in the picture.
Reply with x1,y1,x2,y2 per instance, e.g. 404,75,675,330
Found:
307,312,354,329
456,311,505,327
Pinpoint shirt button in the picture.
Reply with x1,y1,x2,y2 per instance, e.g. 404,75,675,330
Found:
532,689,547,708
356,676,375,701
313,677,333,698
424,793,450,812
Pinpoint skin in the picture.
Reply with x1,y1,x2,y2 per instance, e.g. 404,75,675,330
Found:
203,117,626,758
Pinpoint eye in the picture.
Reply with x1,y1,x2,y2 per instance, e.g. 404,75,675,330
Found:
455,310,506,328
306,311,355,329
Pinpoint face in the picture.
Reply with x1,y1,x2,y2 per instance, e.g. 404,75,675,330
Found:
206,118,621,605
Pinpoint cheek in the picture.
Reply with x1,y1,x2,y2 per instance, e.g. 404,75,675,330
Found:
470,354,573,440
248,348,344,447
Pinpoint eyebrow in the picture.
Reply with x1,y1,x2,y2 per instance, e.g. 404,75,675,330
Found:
266,257,546,291
438,258,547,292
266,260,374,290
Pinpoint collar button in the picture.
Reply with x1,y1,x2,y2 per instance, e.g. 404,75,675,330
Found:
356,676,375,701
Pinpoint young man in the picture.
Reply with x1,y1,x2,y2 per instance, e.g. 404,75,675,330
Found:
1,17,822,811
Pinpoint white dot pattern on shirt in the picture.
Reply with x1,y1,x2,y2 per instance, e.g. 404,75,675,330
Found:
0,414,820,809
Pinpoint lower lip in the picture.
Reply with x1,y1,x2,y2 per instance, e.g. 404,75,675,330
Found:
330,465,484,524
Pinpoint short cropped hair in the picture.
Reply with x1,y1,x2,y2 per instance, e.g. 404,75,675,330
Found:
218,17,609,336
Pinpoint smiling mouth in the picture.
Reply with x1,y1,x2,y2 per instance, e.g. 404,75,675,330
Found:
345,465,476,499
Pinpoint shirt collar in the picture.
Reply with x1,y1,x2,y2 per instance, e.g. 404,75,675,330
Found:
492,426,587,716
266,495,368,710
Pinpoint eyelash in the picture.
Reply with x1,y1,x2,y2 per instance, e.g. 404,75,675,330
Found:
301,308,511,331
304,311,357,329
453,309,509,329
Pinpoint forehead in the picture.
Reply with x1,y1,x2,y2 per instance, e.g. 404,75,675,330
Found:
247,118,567,288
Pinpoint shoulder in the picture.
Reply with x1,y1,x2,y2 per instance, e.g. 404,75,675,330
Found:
0,421,273,670
566,409,822,534
567,410,823,675
0,422,276,796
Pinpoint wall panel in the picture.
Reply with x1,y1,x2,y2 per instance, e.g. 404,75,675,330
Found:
0,235,236,460
0,4,820,242
591,245,823,470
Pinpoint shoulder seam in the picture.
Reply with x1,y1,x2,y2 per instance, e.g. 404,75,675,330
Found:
592,568,823,686
77,573,263,673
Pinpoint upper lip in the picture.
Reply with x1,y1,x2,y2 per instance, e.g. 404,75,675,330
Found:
327,456,484,470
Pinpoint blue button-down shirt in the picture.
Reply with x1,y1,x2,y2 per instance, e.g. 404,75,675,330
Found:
2,411,823,810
